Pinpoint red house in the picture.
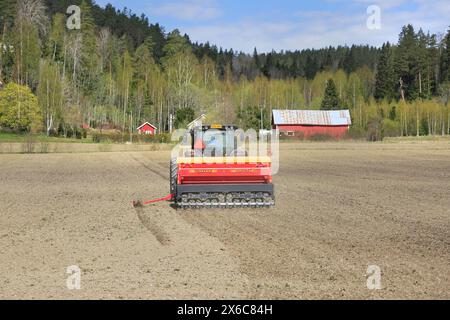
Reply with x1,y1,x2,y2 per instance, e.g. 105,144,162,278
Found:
272,110,351,139
137,122,157,135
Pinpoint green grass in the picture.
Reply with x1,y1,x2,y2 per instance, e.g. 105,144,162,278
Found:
0,132,92,143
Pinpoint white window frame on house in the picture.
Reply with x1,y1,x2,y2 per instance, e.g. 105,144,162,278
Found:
286,131,295,137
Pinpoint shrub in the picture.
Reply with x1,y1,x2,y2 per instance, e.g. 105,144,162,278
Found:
48,128,59,137
383,119,401,137
367,116,384,141
91,132,171,144
74,128,82,139
345,126,367,140
92,132,100,143
308,133,336,141
0,83,42,132
135,133,171,143
0,127,20,134
57,123,64,137
66,128,74,138
91,132,122,143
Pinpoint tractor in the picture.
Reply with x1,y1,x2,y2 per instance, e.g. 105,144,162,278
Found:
170,125,275,209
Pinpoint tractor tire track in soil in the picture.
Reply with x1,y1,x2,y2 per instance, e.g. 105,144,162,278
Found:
134,206,171,246
129,154,169,180
128,153,173,245
0,152,248,299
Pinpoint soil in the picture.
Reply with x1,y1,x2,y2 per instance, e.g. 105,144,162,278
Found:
0,141,449,299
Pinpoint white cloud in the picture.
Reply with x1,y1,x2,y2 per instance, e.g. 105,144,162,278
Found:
347,0,409,10
150,0,221,21
183,21,297,53
182,0,450,53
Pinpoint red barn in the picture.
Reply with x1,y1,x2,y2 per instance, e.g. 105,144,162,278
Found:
272,110,351,139
137,122,157,135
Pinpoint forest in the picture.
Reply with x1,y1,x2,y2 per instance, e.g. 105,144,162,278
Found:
0,0,450,139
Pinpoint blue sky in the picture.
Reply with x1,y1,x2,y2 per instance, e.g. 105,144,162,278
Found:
95,0,450,53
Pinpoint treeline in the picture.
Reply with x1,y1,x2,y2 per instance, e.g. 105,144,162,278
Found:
0,0,449,139
44,0,380,80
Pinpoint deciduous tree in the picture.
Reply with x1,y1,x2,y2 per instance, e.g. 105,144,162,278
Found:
0,82,42,131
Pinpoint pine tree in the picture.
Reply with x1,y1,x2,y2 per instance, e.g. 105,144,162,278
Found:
416,29,430,99
441,29,450,83
321,79,341,110
323,50,334,71
74,0,99,94
394,25,419,101
253,48,260,69
262,52,274,78
343,46,357,74
425,32,439,97
0,0,16,26
305,56,318,80
0,0,17,81
374,42,396,101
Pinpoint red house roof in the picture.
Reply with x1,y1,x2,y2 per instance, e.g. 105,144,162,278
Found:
137,122,157,130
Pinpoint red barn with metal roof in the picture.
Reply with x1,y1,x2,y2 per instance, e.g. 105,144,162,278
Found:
272,110,351,139
137,122,157,135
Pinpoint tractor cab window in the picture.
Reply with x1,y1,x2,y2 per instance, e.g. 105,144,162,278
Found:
203,131,226,157
191,126,238,157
